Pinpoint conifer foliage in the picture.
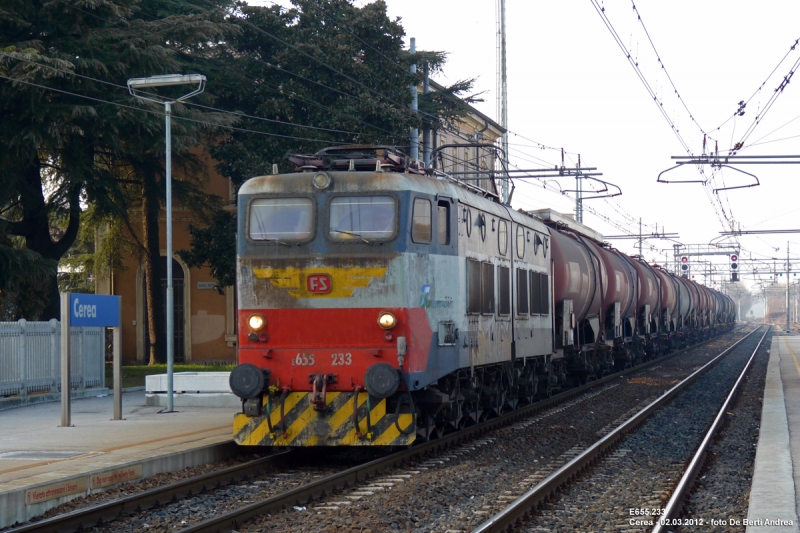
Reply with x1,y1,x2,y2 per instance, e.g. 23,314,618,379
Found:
0,0,237,363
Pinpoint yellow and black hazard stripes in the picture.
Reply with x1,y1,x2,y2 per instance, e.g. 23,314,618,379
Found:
233,391,416,446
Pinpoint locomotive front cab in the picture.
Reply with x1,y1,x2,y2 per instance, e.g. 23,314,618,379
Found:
230,160,457,447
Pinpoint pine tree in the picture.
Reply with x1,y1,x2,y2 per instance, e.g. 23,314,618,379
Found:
182,0,479,287
0,0,236,363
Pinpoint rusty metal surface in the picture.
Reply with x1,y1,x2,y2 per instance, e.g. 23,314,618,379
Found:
549,229,601,323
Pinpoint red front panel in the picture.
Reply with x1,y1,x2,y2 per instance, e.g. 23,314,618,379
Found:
237,308,433,392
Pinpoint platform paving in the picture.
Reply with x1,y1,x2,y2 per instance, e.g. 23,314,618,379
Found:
747,335,800,532
0,391,237,528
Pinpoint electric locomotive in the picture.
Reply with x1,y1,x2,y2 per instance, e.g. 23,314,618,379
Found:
228,145,735,447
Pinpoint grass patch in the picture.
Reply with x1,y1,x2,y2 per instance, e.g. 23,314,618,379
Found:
105,363,235,389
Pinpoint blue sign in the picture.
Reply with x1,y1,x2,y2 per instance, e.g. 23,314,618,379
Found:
69,294,121,327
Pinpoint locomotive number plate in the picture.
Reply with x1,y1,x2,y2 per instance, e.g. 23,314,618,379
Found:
292,353,316,366
331,353,352,366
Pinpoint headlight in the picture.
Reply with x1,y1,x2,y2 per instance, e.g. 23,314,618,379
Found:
312,172,332,190
377,311,397,330
248,314,266,330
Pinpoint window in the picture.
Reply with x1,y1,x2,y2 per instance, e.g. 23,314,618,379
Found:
517,268,529,315
329,196,396,241
481,262,495,314
539,273,550,315
249,198,313,242
467,259,482,314
498,220,508,255
437,201,450,245
529,271,550,315
498,265,510,316
468,259,496,315
516,225,526,259
530,271,541,314
412,198,432,243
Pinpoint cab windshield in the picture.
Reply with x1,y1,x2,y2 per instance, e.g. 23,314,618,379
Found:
249,198,313,242
329,196,396,241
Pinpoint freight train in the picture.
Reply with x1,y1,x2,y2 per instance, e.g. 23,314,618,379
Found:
229,146,736,447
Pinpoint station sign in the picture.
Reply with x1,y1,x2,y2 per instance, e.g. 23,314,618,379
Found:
69,294,121,327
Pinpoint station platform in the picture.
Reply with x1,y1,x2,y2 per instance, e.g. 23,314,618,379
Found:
747,335,800,532
0,391,237,529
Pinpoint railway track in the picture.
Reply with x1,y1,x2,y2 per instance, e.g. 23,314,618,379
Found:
651,326,769,532
6,327,750,533
470,325,769,533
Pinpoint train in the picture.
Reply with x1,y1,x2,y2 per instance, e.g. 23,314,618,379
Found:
228,145,736,447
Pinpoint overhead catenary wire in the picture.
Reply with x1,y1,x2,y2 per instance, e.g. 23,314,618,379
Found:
589,0,734,231
629,1,709,140
711,37,800,133
0,51,367,137
731,53,800,154
0,74,355,145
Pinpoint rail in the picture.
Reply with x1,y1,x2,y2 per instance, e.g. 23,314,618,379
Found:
175,328,749,533
651,325,770,533
8,327,746,533
5,451,292,533
470,325,763,533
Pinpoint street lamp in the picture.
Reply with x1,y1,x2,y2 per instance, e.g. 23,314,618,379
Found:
127,74,206,413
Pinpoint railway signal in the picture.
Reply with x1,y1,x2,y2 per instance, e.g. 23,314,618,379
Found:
680,256,689,277
730,254,739,282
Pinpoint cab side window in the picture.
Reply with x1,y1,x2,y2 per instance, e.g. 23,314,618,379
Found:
517,268,529,315
412,198,432,243
498,265,510,316
437,201,450,245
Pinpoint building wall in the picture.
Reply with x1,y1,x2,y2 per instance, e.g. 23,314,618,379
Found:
104,149,237,365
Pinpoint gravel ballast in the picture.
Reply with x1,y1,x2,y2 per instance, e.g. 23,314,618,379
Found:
223,331,752,533
7,330,755,533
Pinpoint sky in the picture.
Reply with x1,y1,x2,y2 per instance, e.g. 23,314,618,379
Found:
249,0,800,292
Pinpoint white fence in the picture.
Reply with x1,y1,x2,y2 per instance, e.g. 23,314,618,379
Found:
0,320,105,397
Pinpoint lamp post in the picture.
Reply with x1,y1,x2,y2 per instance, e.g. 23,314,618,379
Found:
127,74,206,412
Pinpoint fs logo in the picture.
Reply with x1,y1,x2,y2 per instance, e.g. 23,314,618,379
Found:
306,274,332,294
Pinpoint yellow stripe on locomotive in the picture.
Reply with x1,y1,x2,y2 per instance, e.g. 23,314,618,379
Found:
233,391,415,446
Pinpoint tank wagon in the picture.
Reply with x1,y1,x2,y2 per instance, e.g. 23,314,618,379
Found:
229,146,735,447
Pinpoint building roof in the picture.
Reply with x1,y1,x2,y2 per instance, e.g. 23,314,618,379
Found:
428,80,506,134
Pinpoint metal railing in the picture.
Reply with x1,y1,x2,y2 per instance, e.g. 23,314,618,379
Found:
0,319,105,396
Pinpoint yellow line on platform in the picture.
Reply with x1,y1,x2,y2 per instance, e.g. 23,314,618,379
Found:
783,337,800,380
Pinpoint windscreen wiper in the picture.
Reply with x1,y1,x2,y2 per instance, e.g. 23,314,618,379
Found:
264,238,291,246
333,229,372,245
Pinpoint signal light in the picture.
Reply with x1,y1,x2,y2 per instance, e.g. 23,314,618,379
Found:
730,255,738,271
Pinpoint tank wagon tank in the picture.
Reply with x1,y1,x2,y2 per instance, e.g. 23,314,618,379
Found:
228,146,735,447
